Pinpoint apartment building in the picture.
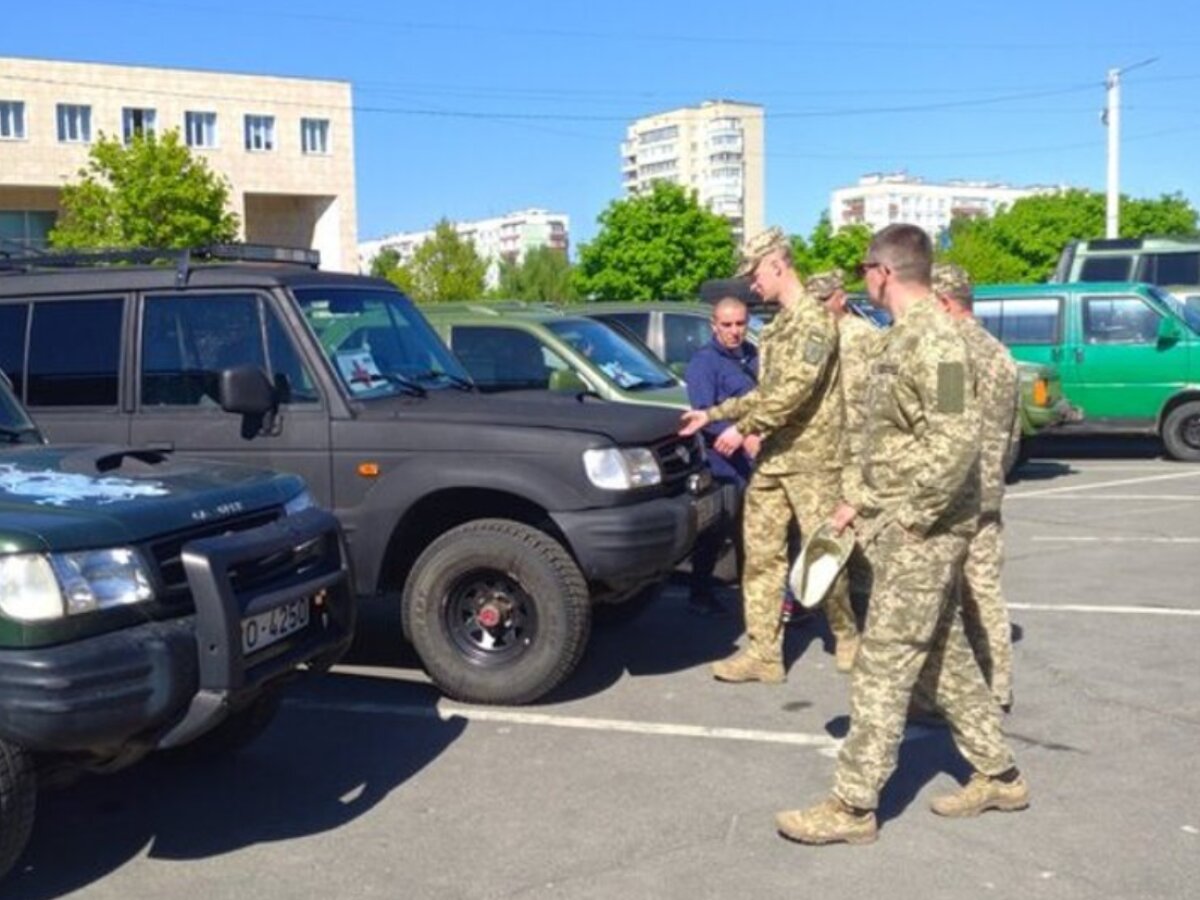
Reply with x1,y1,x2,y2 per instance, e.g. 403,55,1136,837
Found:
360,209,570,289
0,55,357,270
621,100,764,243
830,172,1058,238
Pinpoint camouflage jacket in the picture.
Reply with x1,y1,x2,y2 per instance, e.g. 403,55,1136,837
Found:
837,313,880,499
959,317,1019,514
844,295,981,537
707,297,842,475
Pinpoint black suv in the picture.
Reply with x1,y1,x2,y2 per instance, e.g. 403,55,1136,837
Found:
0,247,717,706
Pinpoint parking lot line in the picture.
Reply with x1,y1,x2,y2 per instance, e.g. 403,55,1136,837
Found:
1008,470,1200,499
1031,536,1200,544
1011,494,1200,501
1008,602,1200,617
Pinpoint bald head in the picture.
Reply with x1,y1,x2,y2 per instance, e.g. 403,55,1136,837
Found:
711,297,749,350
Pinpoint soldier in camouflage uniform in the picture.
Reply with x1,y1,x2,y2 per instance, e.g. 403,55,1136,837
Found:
932,263,1021,711
680,228,848,684
776,225,1028,846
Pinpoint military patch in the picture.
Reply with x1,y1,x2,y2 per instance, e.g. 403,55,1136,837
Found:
937,362,966,414
873,363,899,375
803,332,827,364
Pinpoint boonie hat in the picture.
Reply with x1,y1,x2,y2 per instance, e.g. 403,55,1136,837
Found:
805,269,845,301
788,522,855,610
931,263,972,302
736,226,790,276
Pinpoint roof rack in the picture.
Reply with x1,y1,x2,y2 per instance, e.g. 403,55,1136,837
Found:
0,243,321,287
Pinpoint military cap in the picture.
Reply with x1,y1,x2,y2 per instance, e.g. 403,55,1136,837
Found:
932,263,973,302
788,522,855,610
735,226,790,276
804,269,845,301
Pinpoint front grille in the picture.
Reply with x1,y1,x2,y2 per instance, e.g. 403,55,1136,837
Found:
147,509,282,606
653,434,703,482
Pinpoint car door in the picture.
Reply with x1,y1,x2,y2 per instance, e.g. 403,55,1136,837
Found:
129,290,333,503
974,293,1066,373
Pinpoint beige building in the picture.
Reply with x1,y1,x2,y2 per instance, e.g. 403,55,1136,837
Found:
621,100,764,242
0,55,357,270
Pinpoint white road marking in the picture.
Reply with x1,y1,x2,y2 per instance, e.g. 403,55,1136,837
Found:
1007,470,1200,499
286,698,842,748
1010,493,1200,502
1031,536,1200,544
1009,602,1200,617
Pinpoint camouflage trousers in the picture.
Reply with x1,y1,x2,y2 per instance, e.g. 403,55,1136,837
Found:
962,515,1013,708
738,468,857,665
832,524,1015,811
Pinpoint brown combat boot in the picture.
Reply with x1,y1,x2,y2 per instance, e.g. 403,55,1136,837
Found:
930,772,1030,817
776,796,878,845
711,652,785,684
834,635,859,673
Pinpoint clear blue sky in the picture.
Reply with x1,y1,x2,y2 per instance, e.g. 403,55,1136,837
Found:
6,0,1200,250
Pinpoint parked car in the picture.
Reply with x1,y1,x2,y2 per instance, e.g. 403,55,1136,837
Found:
974,281,1200,459
420,303,689,409
0,246,718,706
1052,236,1200,297
0,367,353,881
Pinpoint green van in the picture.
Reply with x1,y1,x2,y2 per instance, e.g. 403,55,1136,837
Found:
973,281,1200,460
420,303,690,410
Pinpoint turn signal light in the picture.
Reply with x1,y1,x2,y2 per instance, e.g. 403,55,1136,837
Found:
1032,378,1049,408
357,462,381,478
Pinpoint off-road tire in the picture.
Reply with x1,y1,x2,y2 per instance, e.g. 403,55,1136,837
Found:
404,519,590,705
0,739,36,881
1161,401,1200,461
164,690,283,761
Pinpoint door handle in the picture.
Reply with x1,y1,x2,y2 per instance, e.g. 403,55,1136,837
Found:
145,440,175,452
1074,348,1085,364
1051,347,1063,362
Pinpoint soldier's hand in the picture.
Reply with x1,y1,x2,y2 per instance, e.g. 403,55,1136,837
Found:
713,425,744,456
830,501,858,535
743,434,762,458
679,409,709,437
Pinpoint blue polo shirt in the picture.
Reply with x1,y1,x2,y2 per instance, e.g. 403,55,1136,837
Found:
685,337,759,484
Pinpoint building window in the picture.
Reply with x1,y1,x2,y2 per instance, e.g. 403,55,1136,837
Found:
0,210,56,252
244,115,276,151
56,104,92,143
301,117,330,155
122,107,157,143
185,111,218,149
0,101,26,140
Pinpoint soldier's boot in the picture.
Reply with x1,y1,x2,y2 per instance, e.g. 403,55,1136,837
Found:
930,771,1030,818
711,652,785,684
834,635,860,674
775,796,878,846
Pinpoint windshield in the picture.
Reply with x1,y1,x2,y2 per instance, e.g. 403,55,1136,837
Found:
545,318,679,391
294,288,473,397
1151,286,1200,334
0,377,41,444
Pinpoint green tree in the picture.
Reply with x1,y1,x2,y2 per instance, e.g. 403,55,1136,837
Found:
939,189,1199,283
495,245,577,301
369,246,418,295
50,129,239,249
574,181,737,301
791,214,873,282
403,219,489,303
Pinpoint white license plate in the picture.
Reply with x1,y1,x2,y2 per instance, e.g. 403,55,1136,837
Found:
694,491,721,532
242,597,310,654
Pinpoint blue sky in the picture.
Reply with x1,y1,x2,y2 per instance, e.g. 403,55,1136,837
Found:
6,0,1200,250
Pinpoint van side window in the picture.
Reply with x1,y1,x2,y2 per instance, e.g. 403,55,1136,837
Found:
27,298,124,407
1082,296,1161,345
1079,256,1133,281
977,297,1061,346
0,304,28,399
1142,252,1200,287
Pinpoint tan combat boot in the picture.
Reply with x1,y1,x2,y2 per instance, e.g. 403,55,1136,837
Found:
834,635,859,673
711,652,785,684
776,796,878,845
930,772,1030,817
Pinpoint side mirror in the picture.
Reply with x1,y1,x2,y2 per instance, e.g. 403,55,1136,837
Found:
548,368,588,393
219,365,277,416
1157,316,1182,346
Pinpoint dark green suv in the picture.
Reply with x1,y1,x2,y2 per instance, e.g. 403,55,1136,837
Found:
0,370,353,880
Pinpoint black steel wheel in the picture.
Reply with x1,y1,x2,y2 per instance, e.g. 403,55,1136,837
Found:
1162,400,1200,461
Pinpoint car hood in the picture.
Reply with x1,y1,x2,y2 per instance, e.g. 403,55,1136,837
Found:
0,445,305,552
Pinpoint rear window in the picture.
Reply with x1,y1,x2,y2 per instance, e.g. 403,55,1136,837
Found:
1079,255,1133,282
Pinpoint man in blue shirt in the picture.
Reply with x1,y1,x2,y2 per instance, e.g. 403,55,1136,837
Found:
685,296,760,615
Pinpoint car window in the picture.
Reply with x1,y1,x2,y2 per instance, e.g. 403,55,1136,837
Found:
1079,255,1133,282
595,312,649,343
976,297,1061,346
545,318,677,390
449,325,560,391
263,303,320,403
1141,252,1200,287
662,313,713,368
141,294,265,406
1082,296,1162,345
0,303,28,399
27,298,123,407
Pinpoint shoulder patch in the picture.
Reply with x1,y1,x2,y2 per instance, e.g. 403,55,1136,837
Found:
803,330,828,365
936,362,966,414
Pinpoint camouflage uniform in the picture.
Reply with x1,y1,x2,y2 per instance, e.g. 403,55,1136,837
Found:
833,295,1016,812
708,294,849,666
837,312,880,610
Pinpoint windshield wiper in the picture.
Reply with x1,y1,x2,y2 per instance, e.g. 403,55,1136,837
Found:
411,369,475,391
371,372,427,397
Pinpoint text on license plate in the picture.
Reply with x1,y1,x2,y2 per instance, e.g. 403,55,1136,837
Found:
695,491,721,532
242,597,310,654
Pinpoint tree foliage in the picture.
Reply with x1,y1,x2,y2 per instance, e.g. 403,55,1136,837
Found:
791,214,873,283
373,219,488,302
574,182,737,301
50,129,239,250
938,189,1199,283
495,245,577,301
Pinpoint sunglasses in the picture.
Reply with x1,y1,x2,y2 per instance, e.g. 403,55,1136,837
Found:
857,261,885,277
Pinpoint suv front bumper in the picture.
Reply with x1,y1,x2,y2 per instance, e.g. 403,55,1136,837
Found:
0,508,354,755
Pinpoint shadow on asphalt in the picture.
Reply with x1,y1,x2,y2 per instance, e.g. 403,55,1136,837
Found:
8,675,461,899
1025,433,1164,461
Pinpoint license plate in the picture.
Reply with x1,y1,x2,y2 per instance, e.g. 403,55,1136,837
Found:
242,597,310,654
694,490,721,532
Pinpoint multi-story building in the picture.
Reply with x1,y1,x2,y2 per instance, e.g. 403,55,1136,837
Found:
0,55,357,270
621,100,764,243
830,172,1058,238
359,209,570,289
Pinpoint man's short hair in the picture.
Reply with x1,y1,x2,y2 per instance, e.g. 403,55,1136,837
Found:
712,296,748,320
931,263,974,309
869,223,933,285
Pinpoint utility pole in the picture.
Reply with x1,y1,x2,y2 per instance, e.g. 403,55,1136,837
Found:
1103,57,1157,239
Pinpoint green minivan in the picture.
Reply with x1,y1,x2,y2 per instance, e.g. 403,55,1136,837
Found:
973,281,1200,459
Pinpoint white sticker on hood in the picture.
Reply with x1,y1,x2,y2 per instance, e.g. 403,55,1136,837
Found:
0,463,170,507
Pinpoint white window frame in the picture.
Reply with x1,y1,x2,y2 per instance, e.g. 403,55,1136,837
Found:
300,117,330,155
0,100,26,140
56,104,92,143
184,110,218,149
122,107,158,144
244,114,276,152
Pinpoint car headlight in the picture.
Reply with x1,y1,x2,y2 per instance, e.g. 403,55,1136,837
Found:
283,489,316,516
582,447,662,490
0,548,155,622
